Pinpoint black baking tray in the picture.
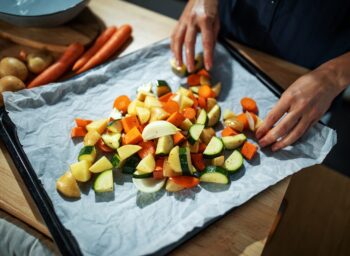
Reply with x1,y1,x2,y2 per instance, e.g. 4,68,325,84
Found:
0,37,284,256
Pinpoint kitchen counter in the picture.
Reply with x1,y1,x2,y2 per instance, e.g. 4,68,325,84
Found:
0,0,317,255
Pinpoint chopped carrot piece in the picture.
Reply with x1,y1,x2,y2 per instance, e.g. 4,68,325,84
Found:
221,127,239,137
190,153,205,171
121,115,140,133
241,97,258,114
153,158,165,179
198,85,214,98
182,107,196,120
159,92,174,102
170,176,200,188
236,113,249,130
124,127,143,144
75,118,92,128
162,100,179,114
197,69,210,78
198,96,206,109
167,112,185,127
121,133,127,145
114,95,131,114
198,143,206,153
97,138,114,153
241,141,258,160
187,74,201,86
138,141,156,159
71,127,87,138
173,131,186,145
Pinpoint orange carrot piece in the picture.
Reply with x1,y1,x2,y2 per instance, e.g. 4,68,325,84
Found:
125,127,143,144
221,127,239,137
138,141,156,159
77,24,132,74
71,127,87,138
167,112,185,127
241,141,258,160
75,118,92,128
121,115,140,133
121,133,127,145
182,107,196,120
190,153,206,171
114,95,131,114
170,176,200,188
28,42,84,88
241,97,258,114
173,131,186,145
159,92,174,102
187,74,201,86
236,113,249,130
162,100,179,114
72,26,117,71
197,69,210,78
97,138,114,153
198,85,214,98
153,158,165,179
198,142,207,152
198,96,206,109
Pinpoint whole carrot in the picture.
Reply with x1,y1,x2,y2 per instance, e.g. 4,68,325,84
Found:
28,42,84,88
76,24,132,74
72,26,117,71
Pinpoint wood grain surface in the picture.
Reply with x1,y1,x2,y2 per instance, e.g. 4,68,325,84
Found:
0,1,312,255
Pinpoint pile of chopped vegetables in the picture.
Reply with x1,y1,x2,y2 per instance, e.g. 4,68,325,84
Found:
56,56,263,198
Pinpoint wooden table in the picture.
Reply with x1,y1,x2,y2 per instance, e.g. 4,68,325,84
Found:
0,0,311,255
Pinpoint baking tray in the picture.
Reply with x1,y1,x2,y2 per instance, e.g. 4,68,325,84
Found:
0,37,284,255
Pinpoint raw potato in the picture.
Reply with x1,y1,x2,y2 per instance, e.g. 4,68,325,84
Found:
56,172,81,198
0,57,28,81
26,51,53,74
0,75,26,106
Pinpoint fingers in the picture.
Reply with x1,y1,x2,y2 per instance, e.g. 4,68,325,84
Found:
200,20,215,71
171,24,187,67
256,98,290,139
271,116,312,151
258,111,300,147
185,26,197,73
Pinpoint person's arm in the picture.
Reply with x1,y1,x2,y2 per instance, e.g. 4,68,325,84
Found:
256,51,350,151
171,0,219,72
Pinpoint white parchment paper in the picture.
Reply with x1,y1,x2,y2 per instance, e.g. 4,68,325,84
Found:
4,38,336,256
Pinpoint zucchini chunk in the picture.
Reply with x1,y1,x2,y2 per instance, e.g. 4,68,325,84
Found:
107,119,123,133
94,169,114,193
203,137,224,159
155,80,171,97
132,171,153,179
207,104,221,127
196,109,207,125
200,166,229,184
117,145,142,160
179,147,193,176
136,154,156,174
171,58,187,77
89,156,113,173
132,173,166,193
168,146,182,173
101,133,121,150
222,134,247,150
78,146,96,163
156,135,174,156
142,121,178,140
111,154,121,168
224,150,243,172
188,124,205,145
122,155,141,174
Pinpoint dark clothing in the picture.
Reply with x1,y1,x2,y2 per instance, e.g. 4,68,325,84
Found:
219,0,350,69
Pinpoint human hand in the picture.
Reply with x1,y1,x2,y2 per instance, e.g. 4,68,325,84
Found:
256,68,341,151
171,0,220,72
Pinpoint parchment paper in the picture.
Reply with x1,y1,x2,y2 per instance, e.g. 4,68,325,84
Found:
4,38,336,256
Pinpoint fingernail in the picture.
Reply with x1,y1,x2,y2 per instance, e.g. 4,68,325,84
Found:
205,62,212,71
259,139,266,147
256,131,262,139
176,60,181,67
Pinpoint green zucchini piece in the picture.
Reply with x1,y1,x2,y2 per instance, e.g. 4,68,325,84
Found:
101,133,121,149
107,119,123,133
222,134,247,150
132,171,153,179
200,166,229,184
190,86,200,95
194,53,203,72
122,155,141,174
111,154,121,168
94,169,114,192
78,146,96,163
203,137,224,159
224,150,243,172
155,80,171,97
196,109,207,125
171,59,187,77
156,135,174,156
207,104,221,127
188,124,205,145
179,147,193,176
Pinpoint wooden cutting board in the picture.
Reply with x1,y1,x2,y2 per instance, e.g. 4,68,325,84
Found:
0,8,104,55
